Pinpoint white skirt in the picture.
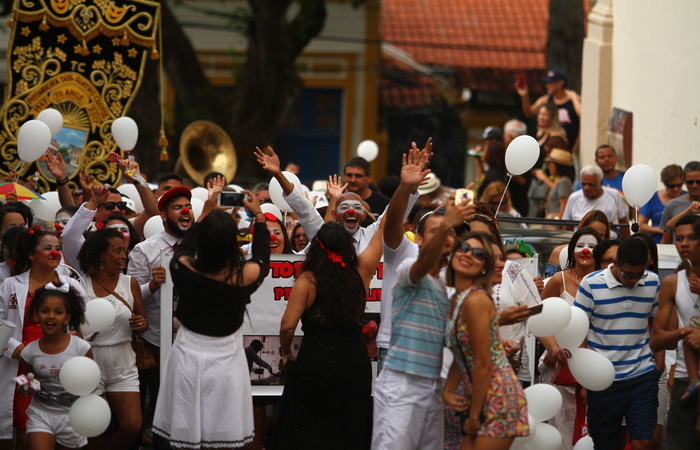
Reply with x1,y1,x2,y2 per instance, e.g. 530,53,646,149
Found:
153,326,253,449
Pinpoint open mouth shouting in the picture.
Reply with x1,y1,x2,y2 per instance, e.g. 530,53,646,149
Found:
178,207,192,230
336,199,365,235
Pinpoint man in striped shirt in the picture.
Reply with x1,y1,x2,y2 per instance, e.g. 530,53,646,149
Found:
372,178,473,450
574,238,662,450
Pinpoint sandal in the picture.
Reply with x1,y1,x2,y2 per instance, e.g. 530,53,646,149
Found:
680,379,700,406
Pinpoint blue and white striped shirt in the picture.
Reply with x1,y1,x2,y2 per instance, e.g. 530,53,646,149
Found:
574,267,659,381
384,258,449,379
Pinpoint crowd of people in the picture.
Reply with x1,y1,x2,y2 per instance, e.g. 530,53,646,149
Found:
0,72,697,450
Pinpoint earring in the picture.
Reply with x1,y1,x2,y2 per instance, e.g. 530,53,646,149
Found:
481,270,486,275
100,259,104,269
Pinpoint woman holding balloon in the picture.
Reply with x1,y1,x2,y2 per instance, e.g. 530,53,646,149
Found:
0,227,86,450
78,227,147,449
539,226,602,449
443,233,529,449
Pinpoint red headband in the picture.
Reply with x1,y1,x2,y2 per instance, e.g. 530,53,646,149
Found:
316,237,347,268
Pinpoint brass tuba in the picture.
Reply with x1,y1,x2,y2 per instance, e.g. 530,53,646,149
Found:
176,120,237,187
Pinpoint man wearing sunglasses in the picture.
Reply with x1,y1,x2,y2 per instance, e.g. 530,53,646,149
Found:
373,148,475,450
574,238,662,450
660,161,700,244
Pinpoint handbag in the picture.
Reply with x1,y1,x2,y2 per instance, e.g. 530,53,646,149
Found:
92,278,157,370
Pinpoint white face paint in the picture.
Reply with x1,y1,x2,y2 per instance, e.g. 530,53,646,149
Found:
336,199,365,235
574,235,597,253
106,223,131,245
55,213,72,228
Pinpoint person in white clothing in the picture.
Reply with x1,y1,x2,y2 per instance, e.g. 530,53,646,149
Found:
127,185,193,447
651,215,700,449
562,165,630,238
79,227,147,449
0,228,86,450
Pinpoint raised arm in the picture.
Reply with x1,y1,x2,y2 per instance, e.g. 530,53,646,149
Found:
44,150,75,207
119,159,158,238
384,146,431,250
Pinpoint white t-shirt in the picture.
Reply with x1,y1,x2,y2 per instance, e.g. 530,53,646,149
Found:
85,273,135,346
21,335,92,411
561,186,628,225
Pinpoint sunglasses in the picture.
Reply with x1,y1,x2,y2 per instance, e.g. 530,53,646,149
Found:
685,180,700,186
665,183,683,189
454,241,488,261
619,269,648,281
98,201,127,211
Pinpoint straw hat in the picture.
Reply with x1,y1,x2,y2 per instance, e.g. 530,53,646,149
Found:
544,148,573,166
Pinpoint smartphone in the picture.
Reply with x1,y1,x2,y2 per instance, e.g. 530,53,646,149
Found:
455,188,474,205
517,73,527,89
527,304,544,315
218,192,246,207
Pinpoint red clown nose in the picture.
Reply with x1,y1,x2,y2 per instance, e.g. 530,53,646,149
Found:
347,208,356,215
581,248,591,256
270,234,278,241
50,250,61,259
180,207,191,215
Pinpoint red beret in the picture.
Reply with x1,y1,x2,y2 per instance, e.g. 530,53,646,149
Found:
157,186,192,211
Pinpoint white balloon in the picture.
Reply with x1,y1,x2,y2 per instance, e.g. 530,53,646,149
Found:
269,172,302,213
559,246,569,270
111,117,138,150
116,184,144,214
527,297,572,337
69,395,111,437
357,140,379,162
82,298,116,335
59,356,101,396
36,108,64,136
261,203,283,222
554,306,590,350
143,215,164,239
568,348,616,391
17,120,52,163
573,435,595,450
191,187,209,202
505,135,540,175
622,164,657,208
190,197,204,219
523,423,562,450
28,191,62,222
513,414,537,445
524,384,563,422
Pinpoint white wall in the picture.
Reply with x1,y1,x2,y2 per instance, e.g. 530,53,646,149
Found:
611,0,700,170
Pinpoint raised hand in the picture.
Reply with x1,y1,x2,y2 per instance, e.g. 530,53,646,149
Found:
254,146,281,175
206,175,225,202
401,147,431,189
89,185,111,205
44,150,67,180
326,174,347,200
79,172,95,191
242,189,262,218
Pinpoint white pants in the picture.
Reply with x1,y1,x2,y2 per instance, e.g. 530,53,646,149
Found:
372,367,444,450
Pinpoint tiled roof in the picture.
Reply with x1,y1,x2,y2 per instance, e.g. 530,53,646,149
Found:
382,0,549,71
381,0,591,108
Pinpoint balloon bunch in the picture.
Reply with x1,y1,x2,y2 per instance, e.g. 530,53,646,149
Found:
527,300,616,392
510,384,563,450
59,357,111,437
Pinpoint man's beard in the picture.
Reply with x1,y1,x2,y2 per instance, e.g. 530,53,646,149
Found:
166,216,188,238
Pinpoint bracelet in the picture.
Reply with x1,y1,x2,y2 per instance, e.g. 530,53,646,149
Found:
56,177,69,186
255,212,265,219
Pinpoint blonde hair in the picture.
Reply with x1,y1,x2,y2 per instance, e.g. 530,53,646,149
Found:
479,181,513,212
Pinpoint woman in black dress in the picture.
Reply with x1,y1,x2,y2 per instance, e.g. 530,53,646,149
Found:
270,221,383,449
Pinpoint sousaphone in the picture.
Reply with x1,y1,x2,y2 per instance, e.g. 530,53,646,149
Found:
176,120,237,186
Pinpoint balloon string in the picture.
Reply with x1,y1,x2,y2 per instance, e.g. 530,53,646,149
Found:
495,175,512,216
635,207,638,225
14,161,25,183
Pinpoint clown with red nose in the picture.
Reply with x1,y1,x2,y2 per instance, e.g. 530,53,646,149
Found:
331,193,366,236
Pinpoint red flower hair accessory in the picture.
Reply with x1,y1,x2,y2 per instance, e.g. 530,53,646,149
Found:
316,237,347,268
27,225,42,235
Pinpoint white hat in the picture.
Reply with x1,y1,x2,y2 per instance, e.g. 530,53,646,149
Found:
311,180,327,193
308,191,329,209
260,203,283,222
417,173,441,195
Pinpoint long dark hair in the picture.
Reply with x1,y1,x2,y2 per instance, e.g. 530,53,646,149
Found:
78,228,125,275
565,226,602,270
14,227,56,274
266,216,293,255
301,222,364,329
630,232,659,274
30,285,86,331
191,210,246,283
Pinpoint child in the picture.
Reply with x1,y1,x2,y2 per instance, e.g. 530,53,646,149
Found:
19,285,92,449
